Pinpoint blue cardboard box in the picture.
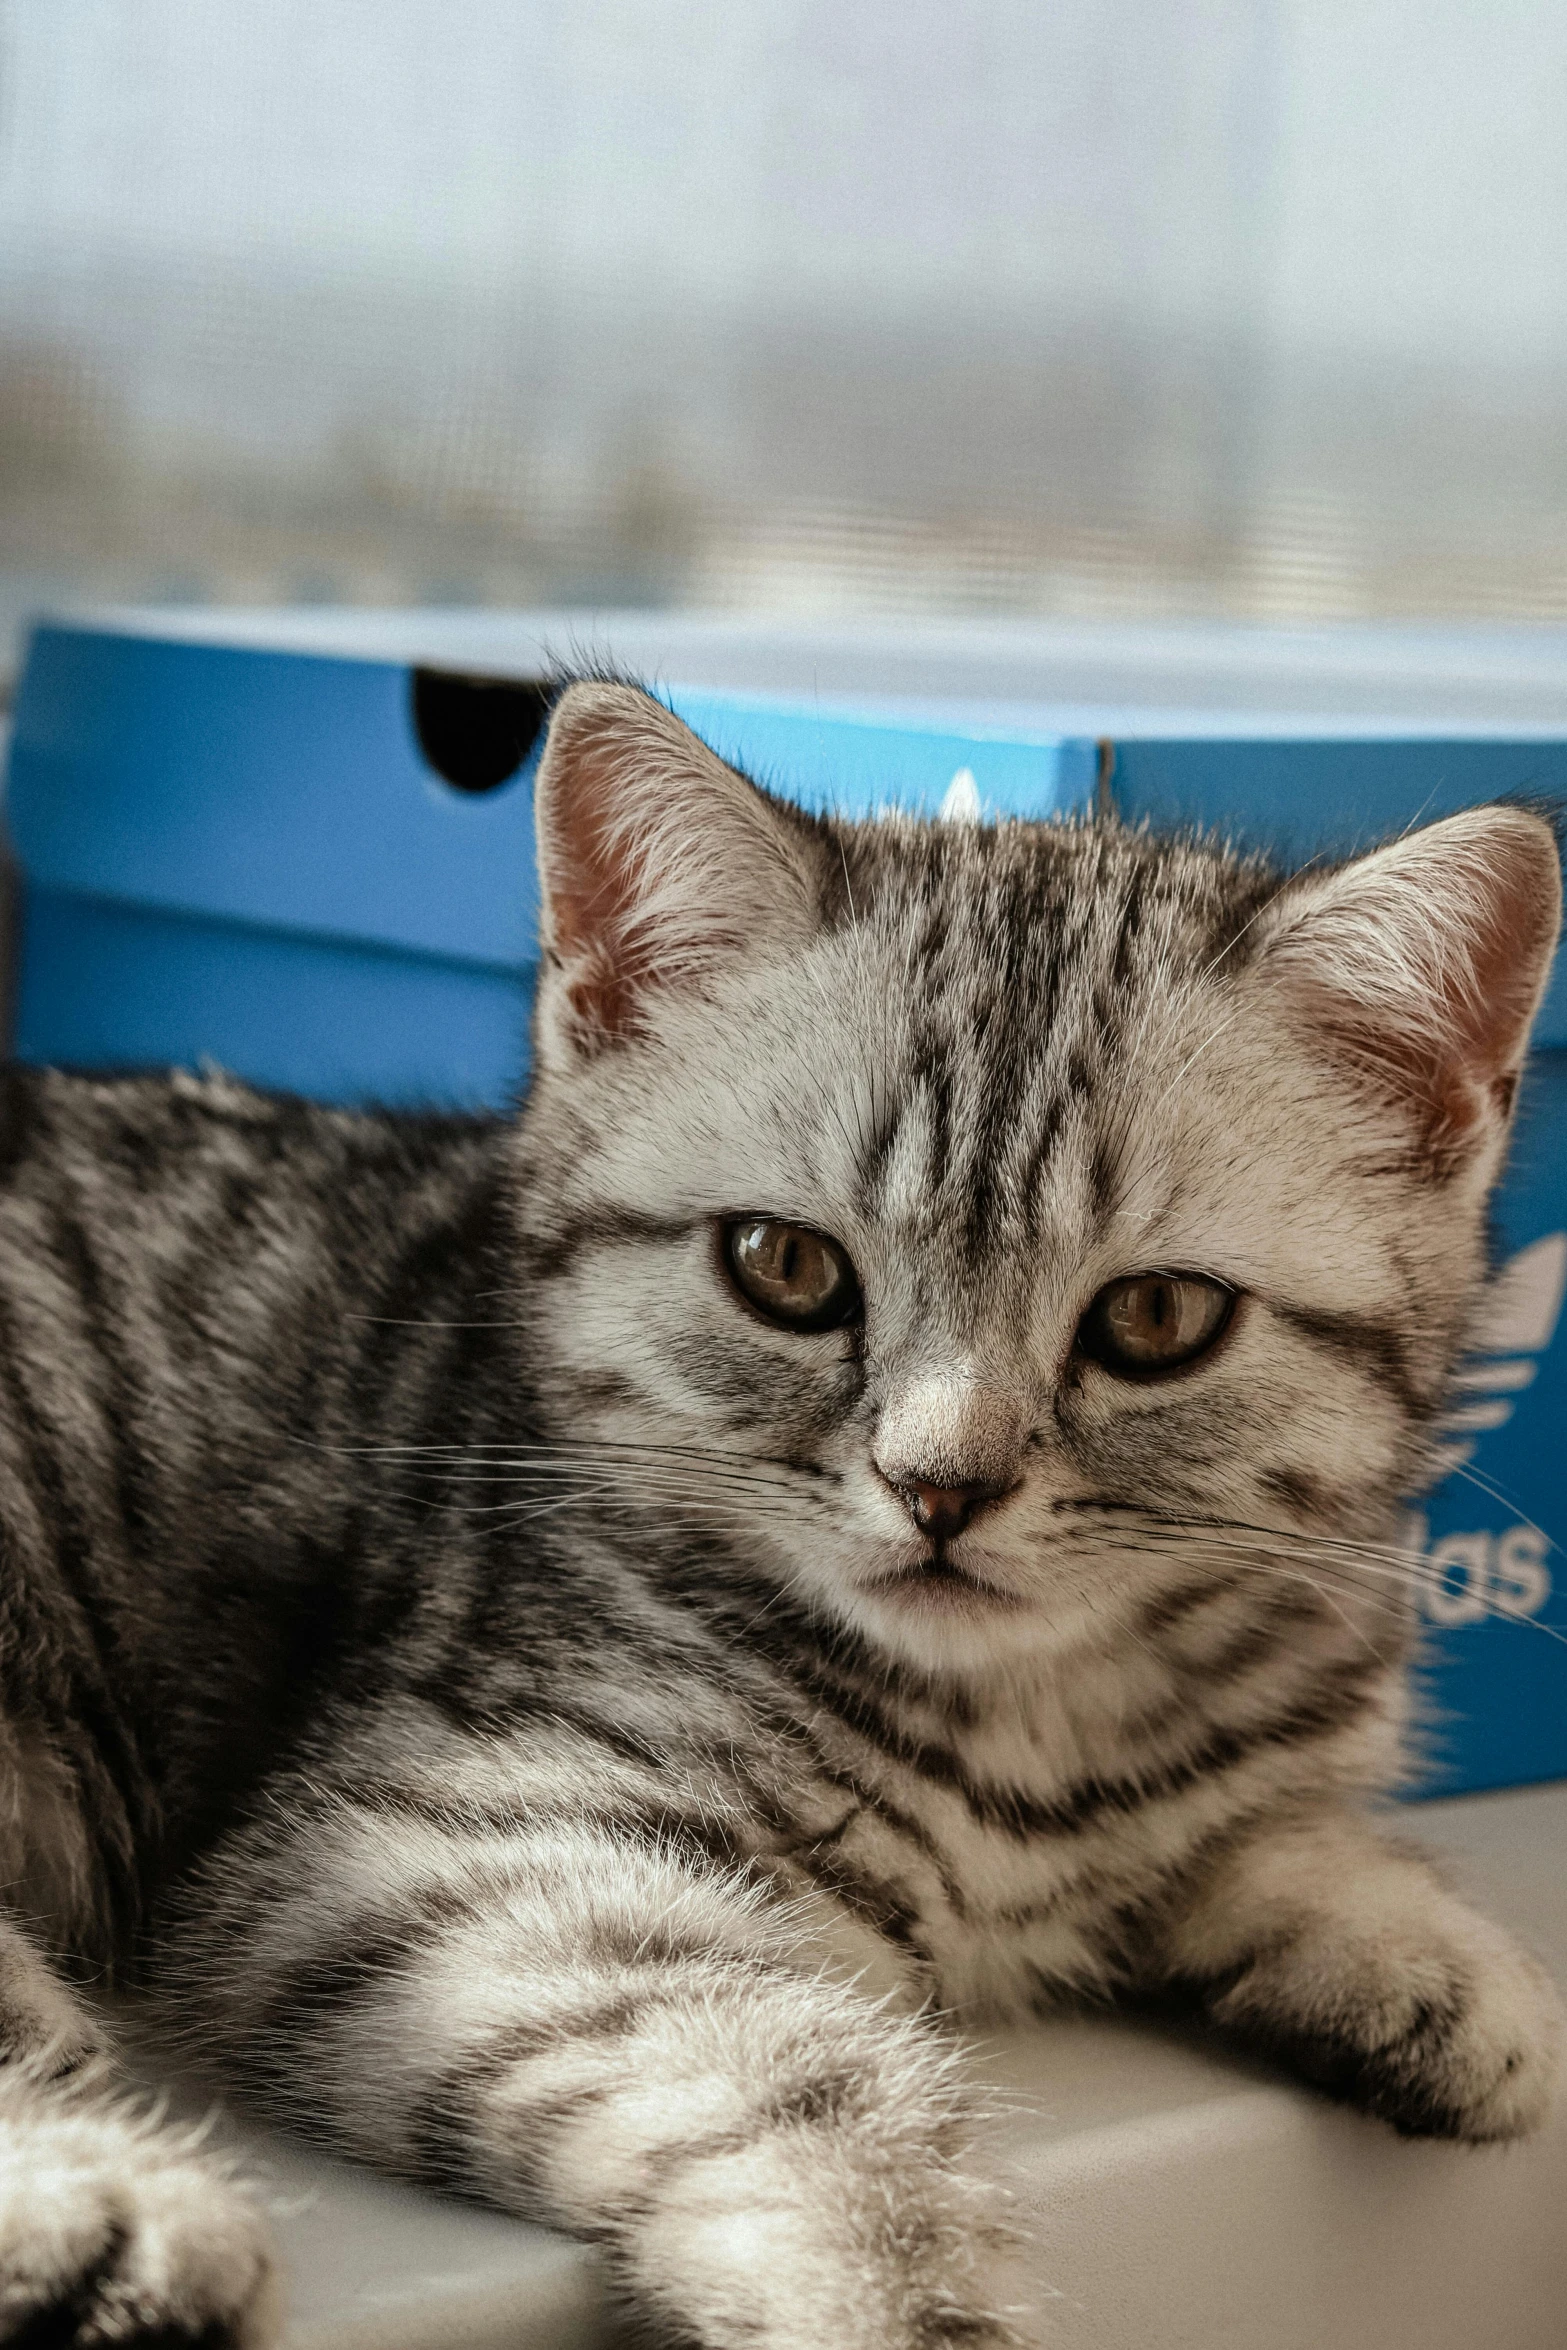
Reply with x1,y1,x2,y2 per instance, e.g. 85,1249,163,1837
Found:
4,624,1096,1107
4,614,1564,1798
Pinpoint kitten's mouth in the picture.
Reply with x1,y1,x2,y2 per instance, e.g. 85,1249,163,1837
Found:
867,1548,1023,1615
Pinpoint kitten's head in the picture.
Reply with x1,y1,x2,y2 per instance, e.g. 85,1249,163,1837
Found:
512,681,1561,1679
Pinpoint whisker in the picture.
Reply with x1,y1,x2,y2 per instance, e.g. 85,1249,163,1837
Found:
342,1314,529,1329
441,1481,805,1522
430,1462,803,1495
1067,1502,1567,1647
1441,1459,1563,1560
301,1435,813,1480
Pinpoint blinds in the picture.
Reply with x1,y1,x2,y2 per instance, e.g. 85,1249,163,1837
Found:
3,0,1567,682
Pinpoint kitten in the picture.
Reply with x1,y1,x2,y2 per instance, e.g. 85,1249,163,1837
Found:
0,679,1560,2349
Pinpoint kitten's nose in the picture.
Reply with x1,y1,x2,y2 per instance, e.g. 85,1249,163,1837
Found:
875,1373,1024,1543
893,1476,1009,1543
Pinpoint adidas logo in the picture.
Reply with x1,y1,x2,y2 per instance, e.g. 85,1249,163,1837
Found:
1430,1231,1566,1475
1417,1232,1564,1628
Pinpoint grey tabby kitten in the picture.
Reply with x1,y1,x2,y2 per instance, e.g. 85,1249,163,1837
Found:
0,680,1561,2350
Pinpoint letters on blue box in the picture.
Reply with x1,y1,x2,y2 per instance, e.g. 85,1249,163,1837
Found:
4,618,1565,1799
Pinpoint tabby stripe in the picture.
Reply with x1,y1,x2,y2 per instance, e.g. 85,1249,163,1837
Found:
791,1750,969,1922
45,1193,158,1564
1271,1301,1427,1416
239,1882,490,2065
798,1841,926,1950
528,1204,694,1278
970,1659,1390,1841
0,1306,149,1928
1018,1095,1067,1240
413,1987,891,2212
406,1985,705,2191
780,1644,1384,1846
328,1774,754,1875
243,1830,778,2070
1132,1561,1253,1640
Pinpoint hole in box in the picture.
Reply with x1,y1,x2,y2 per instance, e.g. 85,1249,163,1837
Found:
412,670,550,794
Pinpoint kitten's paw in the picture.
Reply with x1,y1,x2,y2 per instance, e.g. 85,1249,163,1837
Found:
0,2075,279,2347
1212,1892,1563,2142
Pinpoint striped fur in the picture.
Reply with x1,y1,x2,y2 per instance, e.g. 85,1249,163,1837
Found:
0,684,1560,2346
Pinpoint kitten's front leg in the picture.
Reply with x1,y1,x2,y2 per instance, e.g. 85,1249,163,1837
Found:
1157,1807,1562,2141
181,1801,1024,2350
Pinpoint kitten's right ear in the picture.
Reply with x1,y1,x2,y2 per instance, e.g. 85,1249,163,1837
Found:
531,680,825,1062
1256,805,1562,1171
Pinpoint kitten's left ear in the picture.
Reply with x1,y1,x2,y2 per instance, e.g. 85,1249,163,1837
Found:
1258,806,1562,1166
532,680,826,1061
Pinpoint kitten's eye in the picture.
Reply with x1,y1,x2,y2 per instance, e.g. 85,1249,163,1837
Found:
1076,1272,1235,1377
724,1219,861,1333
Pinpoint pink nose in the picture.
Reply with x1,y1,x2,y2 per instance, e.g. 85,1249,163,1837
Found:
894,1478,1008,1542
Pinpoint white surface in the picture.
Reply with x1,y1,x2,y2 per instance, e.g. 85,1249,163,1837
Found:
115,1780,1567,2350
218,2133,607,2350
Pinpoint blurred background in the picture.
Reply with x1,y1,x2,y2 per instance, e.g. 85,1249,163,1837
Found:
3,0,1567,687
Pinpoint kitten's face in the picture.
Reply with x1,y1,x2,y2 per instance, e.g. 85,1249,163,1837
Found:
517,694,1557,1681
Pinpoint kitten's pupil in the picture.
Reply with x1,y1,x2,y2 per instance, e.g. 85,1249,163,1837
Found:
725,1219,861,1332
1078,1271,1234,1376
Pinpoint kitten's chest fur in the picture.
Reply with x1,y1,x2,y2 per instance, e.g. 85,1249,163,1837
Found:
697,1635,1297,2019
